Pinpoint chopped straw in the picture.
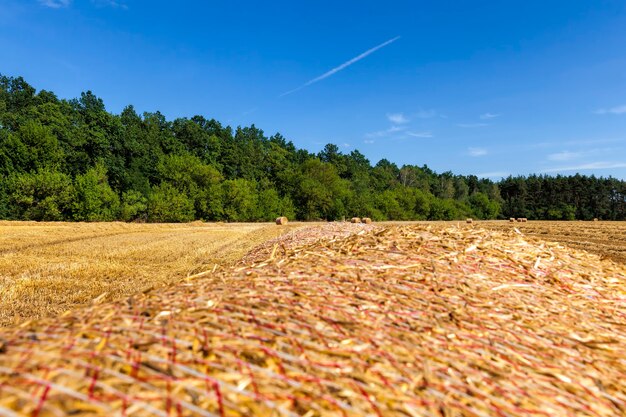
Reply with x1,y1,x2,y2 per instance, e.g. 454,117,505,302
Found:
0,223,625,416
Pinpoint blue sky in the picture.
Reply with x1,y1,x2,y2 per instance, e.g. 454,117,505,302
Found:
1,0,626,179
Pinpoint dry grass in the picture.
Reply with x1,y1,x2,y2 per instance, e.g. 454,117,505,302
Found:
0,223,624,416
0,221,308,327
2,220,624,327
435,220,626,265
389,220,626,264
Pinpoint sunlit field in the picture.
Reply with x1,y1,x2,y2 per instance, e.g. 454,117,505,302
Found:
2,219,624,328
0,221,305,326
1,221,625,416
449,220,626,264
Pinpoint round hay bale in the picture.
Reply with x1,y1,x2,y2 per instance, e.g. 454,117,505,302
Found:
275,216,288,225
466,218,473,224
593,218,599,222
509,218,516,223
521,218,528,223
516,218,523,222
351,217,361,224
361,217,372,224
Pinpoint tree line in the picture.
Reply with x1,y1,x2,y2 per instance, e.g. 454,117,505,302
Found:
1,75,624,222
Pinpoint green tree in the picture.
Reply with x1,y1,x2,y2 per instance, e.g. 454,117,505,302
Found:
13,120,64,172
120,190,148,222
294,159,348,220
429,198,464,220
469,192,500,219
222,179,258,221
72,163,120,221
371,159,400,192
0,179,9,219
148,183,195,222
375,190,404,220
3,74,626,222
156,153,223,220
6,169,74,220
257,187,295,221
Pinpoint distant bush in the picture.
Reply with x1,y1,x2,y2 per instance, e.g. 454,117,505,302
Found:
148,183,195,223
73,164,120,221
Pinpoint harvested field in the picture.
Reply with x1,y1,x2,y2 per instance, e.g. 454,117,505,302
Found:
0,221,309,327
0,223,625,416
239,222,375,265
450,220,626,265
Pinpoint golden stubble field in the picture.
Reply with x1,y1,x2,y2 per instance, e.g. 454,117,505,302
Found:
0,221,624,416
402,220,626,265
472,220,626,264
1,220,624,328
0,221,307,326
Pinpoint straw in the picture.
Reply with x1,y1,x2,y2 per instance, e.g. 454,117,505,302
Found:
0,223,625,416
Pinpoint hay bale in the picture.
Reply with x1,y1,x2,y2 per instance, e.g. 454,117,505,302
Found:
466,218,473,224
361,217,372,224
1,224,626,416
516,218,523,222
593,218,599,222
275,216,288,225
351,217,361,224
521,218,528,223
509,218,516,223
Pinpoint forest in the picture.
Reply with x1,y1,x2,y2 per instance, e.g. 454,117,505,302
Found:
1,75,625,222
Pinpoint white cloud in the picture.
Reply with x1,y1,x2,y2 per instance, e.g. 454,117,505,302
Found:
407,131,433,138
458,123,489,128
280,36,401,97
594,105,626,115
39,0,71,8
547,151,583,161
476,171,508,179
342,143,351,148
364,140,375,144
542,161,626,173
546,147,619,162
365,125,407,138
365,131,386,139
40,0,128,9
480,112,500,120
531,137,626,149
386,113,409,124
92,0,128,8
468,147,488,157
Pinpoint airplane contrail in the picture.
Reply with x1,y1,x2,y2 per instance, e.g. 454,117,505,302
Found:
280,35,401,97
